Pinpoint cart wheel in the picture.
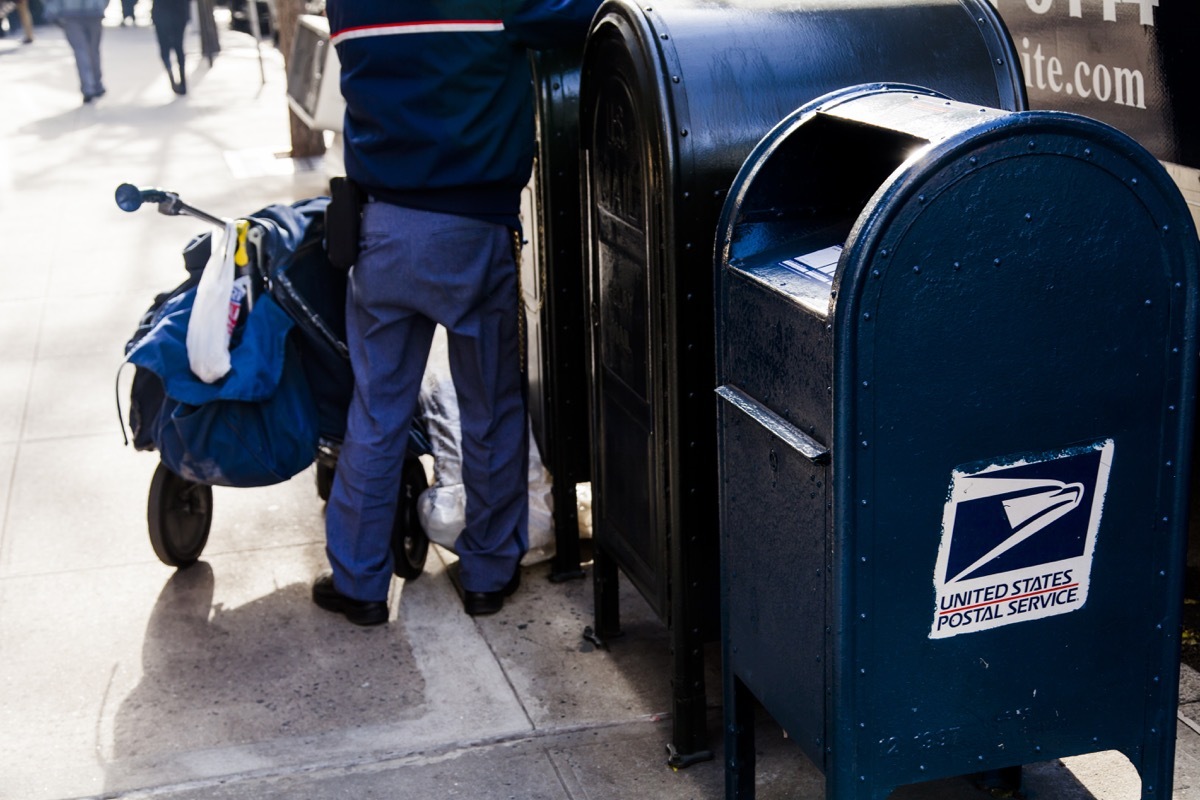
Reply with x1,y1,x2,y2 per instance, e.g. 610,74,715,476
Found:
315,461,335,502
391,457,429,580
147,462,212,568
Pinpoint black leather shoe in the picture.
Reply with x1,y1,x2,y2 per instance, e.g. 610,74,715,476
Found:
462,568,521,617
312,574,388,626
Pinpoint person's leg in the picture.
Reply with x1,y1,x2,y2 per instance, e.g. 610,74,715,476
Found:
83,17,104,95
60,19,99,99
17,0,33,42
155,24,181,91
324,202,437,603
171,26,186,92
155,26,172,71
440,225,528,595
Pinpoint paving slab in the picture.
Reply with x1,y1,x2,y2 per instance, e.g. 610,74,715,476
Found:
0,435,160,576
472,552,688,732
0,358,32,445
0,542,526,799
0,298,42,362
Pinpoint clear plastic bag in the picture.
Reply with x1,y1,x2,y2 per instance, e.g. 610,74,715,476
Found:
417,343,555,565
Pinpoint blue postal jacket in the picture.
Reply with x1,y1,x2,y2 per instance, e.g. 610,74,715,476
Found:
326,0,601,230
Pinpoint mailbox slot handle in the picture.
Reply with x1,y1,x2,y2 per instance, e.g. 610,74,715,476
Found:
716,385,830,465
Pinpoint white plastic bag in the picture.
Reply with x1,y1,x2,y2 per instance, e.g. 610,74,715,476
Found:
417,337,555,565
186,220,238,383
524,435,555,564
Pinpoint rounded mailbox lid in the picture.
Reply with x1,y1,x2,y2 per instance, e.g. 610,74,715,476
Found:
719,83,1199,323
836,91,1199,323
585,0,1025,244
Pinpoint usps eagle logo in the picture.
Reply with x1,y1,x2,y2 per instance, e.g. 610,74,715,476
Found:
930,440,1113,639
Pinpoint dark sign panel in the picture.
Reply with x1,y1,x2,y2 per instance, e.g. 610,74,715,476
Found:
990,0,1199,222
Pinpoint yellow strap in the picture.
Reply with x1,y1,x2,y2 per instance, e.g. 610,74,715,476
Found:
234,219,250,268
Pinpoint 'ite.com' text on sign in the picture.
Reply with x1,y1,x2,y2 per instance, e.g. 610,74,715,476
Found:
988,0,1197,169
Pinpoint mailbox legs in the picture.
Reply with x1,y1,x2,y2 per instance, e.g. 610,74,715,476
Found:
725,676,757,798
589,542,714,768
589,545,622,643
668,525,715,767
667,613,712,767
549,480,585,582
1139,733,1176,800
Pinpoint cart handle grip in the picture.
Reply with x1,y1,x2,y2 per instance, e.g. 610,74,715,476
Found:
114,183,228,228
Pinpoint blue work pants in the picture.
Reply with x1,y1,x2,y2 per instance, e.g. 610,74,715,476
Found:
325,202,528,601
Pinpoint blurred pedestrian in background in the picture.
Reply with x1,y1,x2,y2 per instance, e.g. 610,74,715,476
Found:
119,0,135,25
1,0,36,43
152,0,187,94
43,0,108,103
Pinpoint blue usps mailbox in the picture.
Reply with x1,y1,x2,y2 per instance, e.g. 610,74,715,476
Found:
716,84,1200,799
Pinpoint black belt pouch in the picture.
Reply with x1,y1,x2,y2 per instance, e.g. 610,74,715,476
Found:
325,176,364,271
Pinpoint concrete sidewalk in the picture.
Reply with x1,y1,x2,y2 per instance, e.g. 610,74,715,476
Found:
1,11,1198,800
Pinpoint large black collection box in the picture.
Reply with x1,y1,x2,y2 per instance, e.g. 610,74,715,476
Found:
579,0,1025,765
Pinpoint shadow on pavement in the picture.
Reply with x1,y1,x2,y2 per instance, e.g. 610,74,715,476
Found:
104,561,426,791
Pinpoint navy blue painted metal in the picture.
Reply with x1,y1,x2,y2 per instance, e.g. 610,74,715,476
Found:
579,0,1026,767
522,47,590,582
716,83,1200,799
